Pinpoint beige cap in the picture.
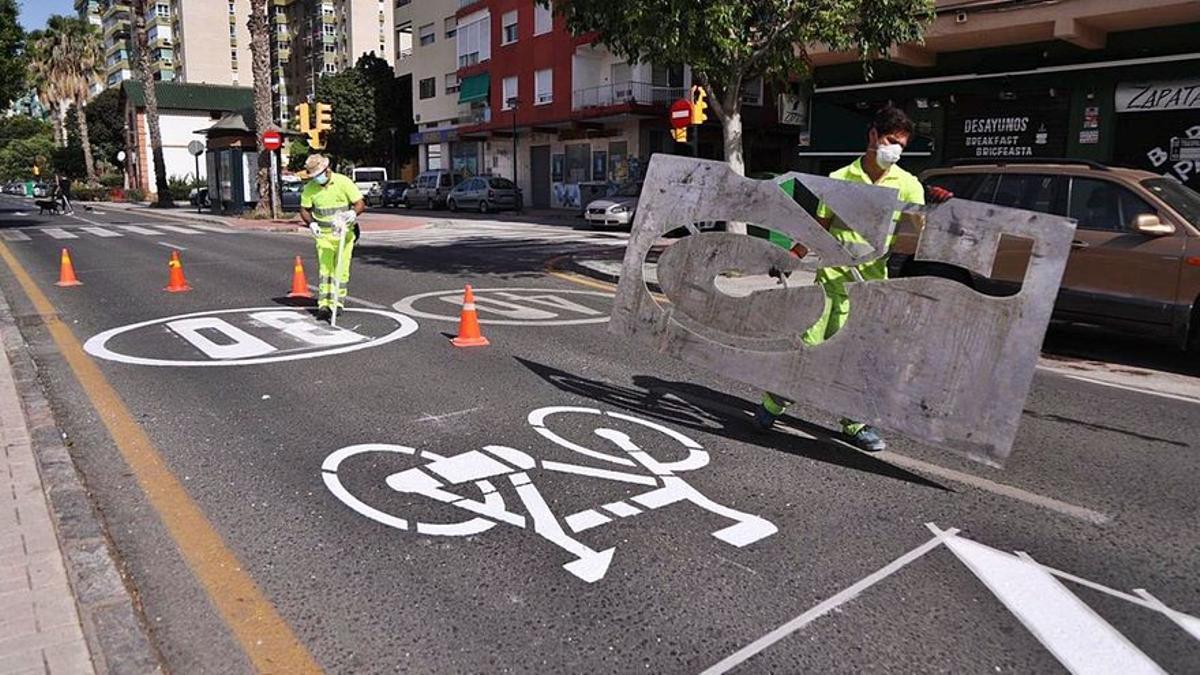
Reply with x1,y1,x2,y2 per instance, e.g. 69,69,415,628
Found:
303,154,330,179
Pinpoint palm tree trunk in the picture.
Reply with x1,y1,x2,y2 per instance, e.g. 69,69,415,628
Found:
75,97,97,183
248,0,279,218
132,0,172,207
51,104,65,147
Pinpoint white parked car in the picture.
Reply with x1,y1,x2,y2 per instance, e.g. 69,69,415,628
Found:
352,167,387,205
584,182,642,229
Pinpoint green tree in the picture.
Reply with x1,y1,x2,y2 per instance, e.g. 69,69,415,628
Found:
69,87,123,171
357,52,415,171
28,16,104,181
554,0,934,179
0,134,55,182
314,67,376,167
0,0,23,109
0,116,52,152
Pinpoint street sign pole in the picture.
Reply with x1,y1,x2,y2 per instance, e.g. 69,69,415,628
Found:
194,154,201,213
270,149,279,220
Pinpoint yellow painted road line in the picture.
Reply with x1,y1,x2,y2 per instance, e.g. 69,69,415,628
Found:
0,241,321,674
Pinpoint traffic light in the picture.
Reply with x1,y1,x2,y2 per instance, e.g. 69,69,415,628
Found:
671,127,688,143
315,103,333,132
690,85,708,125
295,102,311,133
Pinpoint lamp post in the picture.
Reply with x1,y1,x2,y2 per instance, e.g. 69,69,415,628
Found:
507,96,519,187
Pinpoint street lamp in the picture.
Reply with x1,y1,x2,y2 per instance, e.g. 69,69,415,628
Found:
507,96,519,187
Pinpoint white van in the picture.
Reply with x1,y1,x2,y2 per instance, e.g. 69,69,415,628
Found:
352,167,387,205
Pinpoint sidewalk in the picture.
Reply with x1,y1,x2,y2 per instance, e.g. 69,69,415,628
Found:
0,340,93,673
563,243,805,295
0,291,160,674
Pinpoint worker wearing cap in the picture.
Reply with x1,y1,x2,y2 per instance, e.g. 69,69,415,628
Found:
754,104,950,452
299,154,366,321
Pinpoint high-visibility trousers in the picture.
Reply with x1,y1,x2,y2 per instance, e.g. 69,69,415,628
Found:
315,227,355,309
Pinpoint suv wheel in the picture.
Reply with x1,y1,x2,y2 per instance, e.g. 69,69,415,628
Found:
426,196,435,210
478,200,490,214
447,199,458,212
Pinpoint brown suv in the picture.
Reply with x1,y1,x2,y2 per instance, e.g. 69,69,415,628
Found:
890,161,1200,351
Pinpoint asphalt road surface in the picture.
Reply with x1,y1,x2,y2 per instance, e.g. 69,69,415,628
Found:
0,194,1197,673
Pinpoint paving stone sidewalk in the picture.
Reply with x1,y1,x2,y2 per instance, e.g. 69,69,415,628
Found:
0,347,93,673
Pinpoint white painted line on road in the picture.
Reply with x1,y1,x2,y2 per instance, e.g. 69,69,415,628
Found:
0,230,30,241
874,449,1111,525
80,226,121,238
117,225,163,235
40,227,78,239
67,213,109,228
1038,368,1200,406
942,534,1165,674
701,525,961,675
154,224,203,235
157,241,187,250
1133,589,1200,642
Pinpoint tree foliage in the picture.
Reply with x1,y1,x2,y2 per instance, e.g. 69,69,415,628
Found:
554,0,934,175
28,15,104,181
315,64,376,167
0,0,24,110
0,122,55,181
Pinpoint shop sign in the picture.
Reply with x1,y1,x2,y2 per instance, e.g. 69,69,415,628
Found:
778,92,809,127
943,96,1069,160
1079,130,1100,145
1116,80,1200,113
1171,137,1200,162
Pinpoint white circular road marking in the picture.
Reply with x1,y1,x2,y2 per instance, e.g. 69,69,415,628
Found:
83,307,419,366
392,287,613,326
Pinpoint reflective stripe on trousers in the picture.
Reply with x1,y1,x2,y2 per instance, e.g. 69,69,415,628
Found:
315,229,354,309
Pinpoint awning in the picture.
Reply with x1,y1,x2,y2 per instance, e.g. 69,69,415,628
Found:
458,73,490,104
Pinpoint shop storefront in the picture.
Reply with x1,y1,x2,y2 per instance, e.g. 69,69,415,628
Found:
1112,77,1200,191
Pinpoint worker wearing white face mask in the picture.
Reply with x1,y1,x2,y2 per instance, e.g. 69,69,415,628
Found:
298,154,366,322
755,104,933,452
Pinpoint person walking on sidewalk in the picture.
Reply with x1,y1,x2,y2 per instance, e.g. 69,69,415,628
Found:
299,154,365,322
54,173,74,215
753,104,951,451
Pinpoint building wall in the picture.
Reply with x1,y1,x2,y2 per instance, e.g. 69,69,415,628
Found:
176,0,253,86
397,0,462,172
129,108,215,192
343,0,393,66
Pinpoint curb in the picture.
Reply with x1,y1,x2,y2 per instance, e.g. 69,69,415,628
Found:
0,293,163,674
553,251,664,294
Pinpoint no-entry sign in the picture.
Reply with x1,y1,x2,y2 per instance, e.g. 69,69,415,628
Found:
670,99,693,129
262,130,283,151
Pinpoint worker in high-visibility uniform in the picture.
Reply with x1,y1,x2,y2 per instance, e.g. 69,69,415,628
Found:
754,104,948,452
298,154,366,322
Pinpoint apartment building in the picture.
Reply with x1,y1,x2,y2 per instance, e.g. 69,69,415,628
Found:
399,0,699,209
802,0,1200,191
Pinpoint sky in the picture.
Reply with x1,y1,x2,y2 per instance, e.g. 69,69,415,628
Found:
17,0,77,32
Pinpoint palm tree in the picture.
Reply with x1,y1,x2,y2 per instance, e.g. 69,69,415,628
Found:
27,27,68,148
131,0,171,206
248,0,279,218
28,17,104,182
63,18,103,183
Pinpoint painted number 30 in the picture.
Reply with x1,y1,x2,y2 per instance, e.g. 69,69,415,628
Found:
167,310,364,360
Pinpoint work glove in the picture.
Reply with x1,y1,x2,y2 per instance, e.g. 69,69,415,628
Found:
927,185,954,204
332,211,355,236
308,221,321,237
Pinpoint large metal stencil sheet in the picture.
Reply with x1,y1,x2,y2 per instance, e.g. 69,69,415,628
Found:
609,155,1076,466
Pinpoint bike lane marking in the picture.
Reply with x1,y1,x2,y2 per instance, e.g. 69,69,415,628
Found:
0,240,322,673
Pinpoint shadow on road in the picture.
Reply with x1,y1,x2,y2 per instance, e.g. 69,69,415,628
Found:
354,239,620,279
1041,323,1198,377
516,357,951,492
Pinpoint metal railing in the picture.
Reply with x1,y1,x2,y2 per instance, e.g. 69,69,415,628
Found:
571,81,684,111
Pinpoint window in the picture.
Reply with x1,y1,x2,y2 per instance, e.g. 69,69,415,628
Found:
501,10,518,44
156,3,170,18
501,75,517,109
564,144,591,182
534,68,552,105
419,77,436,99
534,1,552,35
991,174,1067,215
324,63,337,73
456,11,490,67
426,145,442,171
444,17,457,38
1069,178,1156,232
418,23,435,45
445,72,459,94
925,173,982,201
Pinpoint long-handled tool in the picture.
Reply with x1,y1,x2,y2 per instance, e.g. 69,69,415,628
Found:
330,212,353,327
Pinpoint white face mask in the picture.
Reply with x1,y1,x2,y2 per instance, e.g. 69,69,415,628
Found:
875,142,903,168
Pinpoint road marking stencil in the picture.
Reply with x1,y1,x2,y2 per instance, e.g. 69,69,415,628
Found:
322,406,777,583
704,522,1198,674
394,287,613,326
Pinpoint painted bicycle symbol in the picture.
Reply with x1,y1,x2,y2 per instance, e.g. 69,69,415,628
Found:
321,406,777,582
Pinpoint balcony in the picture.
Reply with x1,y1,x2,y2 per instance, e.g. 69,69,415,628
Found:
571,81,684,112
459,103,491,126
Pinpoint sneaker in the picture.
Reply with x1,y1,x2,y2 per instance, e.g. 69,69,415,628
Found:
752,404,779,432
846,425,887,452
315,307,332,322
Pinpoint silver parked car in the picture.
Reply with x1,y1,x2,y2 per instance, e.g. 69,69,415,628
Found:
446,176,522,213
585,182,642,229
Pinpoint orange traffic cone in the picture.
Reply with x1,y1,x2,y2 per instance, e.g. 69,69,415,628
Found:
451,285,489,348
286,256,313,298
164,250,191,293
54,248,82,287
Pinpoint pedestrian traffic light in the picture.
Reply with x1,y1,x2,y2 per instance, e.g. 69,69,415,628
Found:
690,86,708,125
315,103,333,133
671,127,688,143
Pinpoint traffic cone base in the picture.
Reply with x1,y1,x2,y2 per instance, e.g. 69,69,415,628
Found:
451,285,489,348
287,255,313,298
164,250,191,293
55,249,82,287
